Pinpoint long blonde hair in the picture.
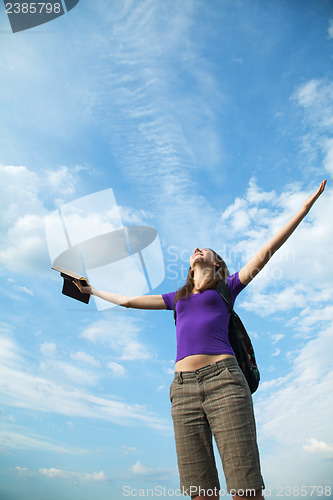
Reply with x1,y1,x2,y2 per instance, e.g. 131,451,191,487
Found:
174,249,230,303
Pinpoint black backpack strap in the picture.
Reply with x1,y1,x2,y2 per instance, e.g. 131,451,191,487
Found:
173,295,178,324
217,279,245,361
217,279,233,313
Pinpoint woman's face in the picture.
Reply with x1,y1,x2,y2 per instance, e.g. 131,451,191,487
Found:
190,248,216,269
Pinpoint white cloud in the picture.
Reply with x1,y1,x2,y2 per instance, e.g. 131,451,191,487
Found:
0,164,83,275
303,438,333,454
38,467,106,483
14,467,32,477
118,205,152,225
256,324,333,450
17,285,34,296
1,427,87,455
271,348,281,357
328,18,333,40
130,460,151,475
0,165,42,229
271,334,284,344
0,334,170,432
291,78,333,177
246,178,276,205
107,361,127,377
80,317,154,361
292,79,321,107
70,351,101,368
241,283,310,316
40,342,57,357
76,1,225,252
0,335,21,367
44,166,78,195
294,78,333,128
258,376,288,392
218,177,333,330
129,461,175,482
287,305,333,333
323,138,333,176
221,197,247,221
120,445,138,455
0,213,50,274
253,322,333,487
40,359,100,387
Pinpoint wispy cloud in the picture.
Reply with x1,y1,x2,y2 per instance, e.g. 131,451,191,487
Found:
0,163,160,278
271,333,284,344
39,359,101,387
303,438,333,455
253,322,333,487
129,460,176,482
287,305,333,333
1,426,88,455
70,351,101,368
38,467,107,483
0,164,82,275
328,18,333,40
40,342,57,357
219,177,333,301
107,361,127,377
0,334,170,432
14,467,33,477
14,466,107,483
291,78,333,176
13,465,107,484
80,316,154,361
74,1,224,252
256,324,333,450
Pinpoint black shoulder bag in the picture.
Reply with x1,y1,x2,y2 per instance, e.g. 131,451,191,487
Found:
217,280,260,394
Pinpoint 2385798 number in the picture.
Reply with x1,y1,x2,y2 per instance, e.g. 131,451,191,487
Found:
5,3,62,14
276,486,332,497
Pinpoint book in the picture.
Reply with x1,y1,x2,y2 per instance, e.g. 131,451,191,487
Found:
52,266,91,304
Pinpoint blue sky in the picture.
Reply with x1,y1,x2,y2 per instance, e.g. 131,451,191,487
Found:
1,1,333,499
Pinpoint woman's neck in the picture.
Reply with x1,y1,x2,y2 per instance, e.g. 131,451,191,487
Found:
193,266,214,292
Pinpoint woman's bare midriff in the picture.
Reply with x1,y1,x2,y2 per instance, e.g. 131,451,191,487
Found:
175,353,235,372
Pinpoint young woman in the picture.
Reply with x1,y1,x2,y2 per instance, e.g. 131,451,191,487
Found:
75,180,326,500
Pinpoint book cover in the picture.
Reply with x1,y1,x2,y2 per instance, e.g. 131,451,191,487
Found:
53,266,90,304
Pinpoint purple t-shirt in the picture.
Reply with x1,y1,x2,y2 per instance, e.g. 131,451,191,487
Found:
162,271,246,363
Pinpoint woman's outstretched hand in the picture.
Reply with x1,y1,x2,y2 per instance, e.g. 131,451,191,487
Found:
303,179,327,212
239,179,327,286
73,279,93,295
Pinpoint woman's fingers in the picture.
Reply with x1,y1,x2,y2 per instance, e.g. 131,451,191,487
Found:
313,179,326,198
320,179,327,193
73,279,92,295
73,279,84,292
73,279,80,290
313,179,327,201
303,179,327,210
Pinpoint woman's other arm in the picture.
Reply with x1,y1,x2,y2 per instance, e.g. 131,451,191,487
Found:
73,280,166,309
239,180,327,286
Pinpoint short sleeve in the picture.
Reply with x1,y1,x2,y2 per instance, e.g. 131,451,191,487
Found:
227,271,246,306
162,291,177,310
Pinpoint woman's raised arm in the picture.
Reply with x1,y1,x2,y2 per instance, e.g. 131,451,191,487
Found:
73,280,166,309
239,179,327,286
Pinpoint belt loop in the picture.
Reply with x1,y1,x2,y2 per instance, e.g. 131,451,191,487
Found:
177,372,183,384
